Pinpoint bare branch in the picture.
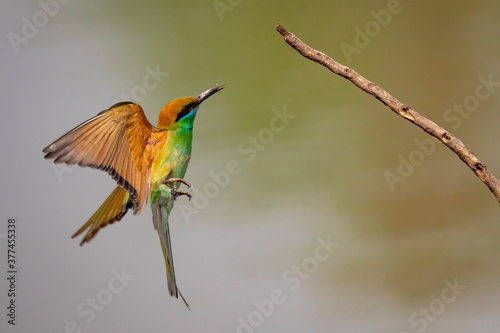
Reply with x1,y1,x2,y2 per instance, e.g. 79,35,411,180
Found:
276,23,500,202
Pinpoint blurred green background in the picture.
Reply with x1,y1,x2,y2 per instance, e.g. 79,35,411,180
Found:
2,0,500,332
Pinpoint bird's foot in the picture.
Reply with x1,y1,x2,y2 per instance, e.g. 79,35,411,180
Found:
171,190,192,201
162,177,193,191
162,177,193,201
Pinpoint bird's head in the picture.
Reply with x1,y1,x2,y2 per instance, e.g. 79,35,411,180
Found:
158,85,225,129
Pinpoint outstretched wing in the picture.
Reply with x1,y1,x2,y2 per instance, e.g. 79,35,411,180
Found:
71,185,133,246
43,102,154,213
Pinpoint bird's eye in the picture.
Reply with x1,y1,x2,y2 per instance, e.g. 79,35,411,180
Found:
175,103,194,122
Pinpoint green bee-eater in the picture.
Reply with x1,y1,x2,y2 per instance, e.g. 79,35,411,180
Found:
43,85,225,307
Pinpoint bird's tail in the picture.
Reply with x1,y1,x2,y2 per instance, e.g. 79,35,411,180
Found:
152,186,190,309
72,186,132,246
159,236,190,309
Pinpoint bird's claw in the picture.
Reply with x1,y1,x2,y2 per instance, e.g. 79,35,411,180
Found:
162,177,193,201
162,177,192,191
171,190,192,201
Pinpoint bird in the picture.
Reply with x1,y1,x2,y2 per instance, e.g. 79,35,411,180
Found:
43,85,225,308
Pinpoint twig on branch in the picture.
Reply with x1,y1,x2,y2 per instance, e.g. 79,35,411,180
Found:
276,23,500,202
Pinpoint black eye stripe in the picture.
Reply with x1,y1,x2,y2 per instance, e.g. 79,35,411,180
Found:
175,103,196,122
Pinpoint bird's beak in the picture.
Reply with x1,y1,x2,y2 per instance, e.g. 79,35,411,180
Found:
195,84,226,105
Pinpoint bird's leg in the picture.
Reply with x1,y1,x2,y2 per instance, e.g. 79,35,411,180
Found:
162,177,193,201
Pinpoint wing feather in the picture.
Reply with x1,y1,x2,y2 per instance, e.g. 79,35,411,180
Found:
43,102,154,213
